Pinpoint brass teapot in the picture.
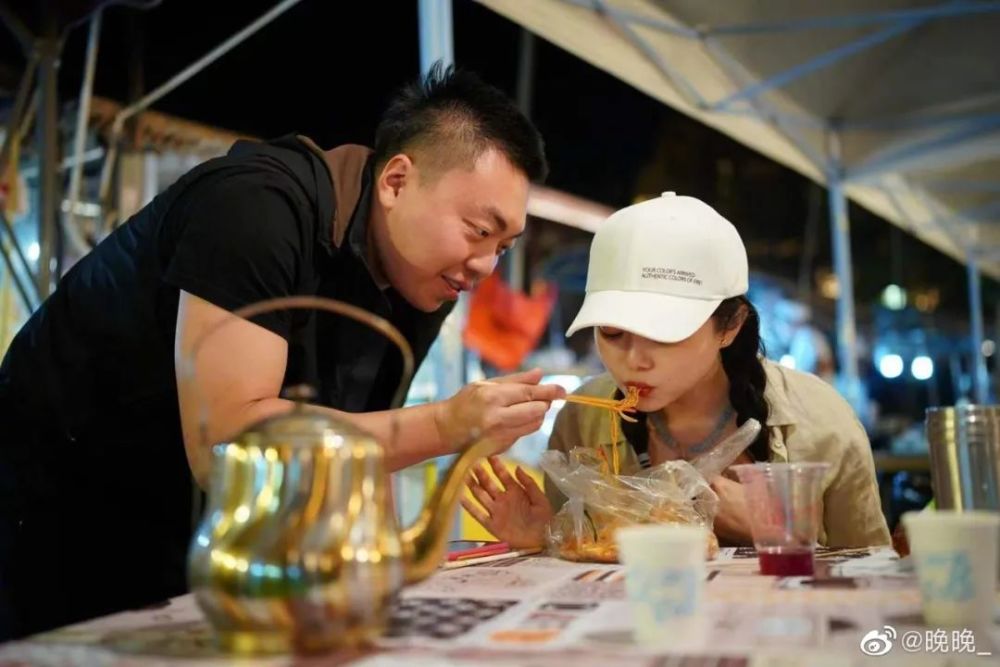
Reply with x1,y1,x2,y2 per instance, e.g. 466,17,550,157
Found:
184,297,495,654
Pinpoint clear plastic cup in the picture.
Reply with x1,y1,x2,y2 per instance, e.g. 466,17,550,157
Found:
902,510,1000,628
615,524,708,646
731,462,831,576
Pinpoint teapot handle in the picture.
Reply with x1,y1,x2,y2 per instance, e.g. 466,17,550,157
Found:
177,295,416,454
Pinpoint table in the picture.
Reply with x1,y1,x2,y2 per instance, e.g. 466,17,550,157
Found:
1,548,997,667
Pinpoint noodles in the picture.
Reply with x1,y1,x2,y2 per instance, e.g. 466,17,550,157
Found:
564,386,640,475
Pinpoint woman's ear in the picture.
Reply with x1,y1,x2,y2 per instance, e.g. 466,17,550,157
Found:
720,304,749,349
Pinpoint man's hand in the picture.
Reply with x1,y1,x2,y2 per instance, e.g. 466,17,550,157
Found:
461,456,553,549
433,369,565,453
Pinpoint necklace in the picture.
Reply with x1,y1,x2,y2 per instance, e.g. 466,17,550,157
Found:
649,405,736,456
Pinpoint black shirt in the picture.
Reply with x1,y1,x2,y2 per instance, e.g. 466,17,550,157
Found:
0,136,451,637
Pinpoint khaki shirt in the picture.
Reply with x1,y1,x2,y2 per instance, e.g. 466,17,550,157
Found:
546,360,891,548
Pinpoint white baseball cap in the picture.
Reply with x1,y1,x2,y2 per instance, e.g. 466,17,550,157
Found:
566,192,748,343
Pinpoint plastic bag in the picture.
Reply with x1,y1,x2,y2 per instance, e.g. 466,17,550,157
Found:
541,418,761,563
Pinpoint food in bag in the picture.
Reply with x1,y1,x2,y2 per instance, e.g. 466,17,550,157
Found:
541,418,761,563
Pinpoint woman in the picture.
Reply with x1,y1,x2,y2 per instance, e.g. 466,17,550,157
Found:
462,192,890,549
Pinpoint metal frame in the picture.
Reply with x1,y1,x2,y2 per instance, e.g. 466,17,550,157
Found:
590,0,704,109
0,0,308,311
515,28,536,121
703,1,1000,36
561,0,697,38
419,0,454,73
710,17,927,112
0,51,40,313
0,41,36,314
882,182,952,241
915,188,972,254
699,37,829,172
0,2,94,304
0,211,37,313
846,117,1000,182
968,259,990,403
0,59,36,176
580,0,999,187
878,178,999,253
16,89,37,142
955,198,1000,225
827,178,858,381
542,0,1000,399
918,179,1000,195
0,1,32,52
98,0,307,230
34,26,61,299
64,9,102,258
839,110,1000,132
507,27,535,293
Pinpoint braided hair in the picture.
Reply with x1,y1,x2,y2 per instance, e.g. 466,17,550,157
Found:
715,296,770,461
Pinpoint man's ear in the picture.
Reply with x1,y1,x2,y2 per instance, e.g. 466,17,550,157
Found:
376,153,414,209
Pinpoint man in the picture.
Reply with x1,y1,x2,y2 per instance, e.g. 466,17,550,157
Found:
0,64,563,638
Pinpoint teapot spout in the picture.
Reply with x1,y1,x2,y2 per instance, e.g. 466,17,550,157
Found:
400,438,497,585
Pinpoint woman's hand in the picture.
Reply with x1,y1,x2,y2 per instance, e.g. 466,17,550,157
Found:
460,456,554,549
710,475,754,546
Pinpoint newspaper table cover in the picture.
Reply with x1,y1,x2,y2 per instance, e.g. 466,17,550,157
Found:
1,548,997,667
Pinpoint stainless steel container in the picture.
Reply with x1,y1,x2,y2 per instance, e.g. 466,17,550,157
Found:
925,405,1000,511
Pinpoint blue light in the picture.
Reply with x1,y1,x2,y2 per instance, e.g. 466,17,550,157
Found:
911,356,934,381
878,354,904,379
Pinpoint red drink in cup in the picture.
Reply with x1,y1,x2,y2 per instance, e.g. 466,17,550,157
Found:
757,547,815,576
731,463,831,577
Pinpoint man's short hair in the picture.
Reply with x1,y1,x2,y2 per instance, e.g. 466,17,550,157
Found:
374,62,548,184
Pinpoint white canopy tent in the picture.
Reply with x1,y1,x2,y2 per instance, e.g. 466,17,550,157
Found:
471,0,1000,403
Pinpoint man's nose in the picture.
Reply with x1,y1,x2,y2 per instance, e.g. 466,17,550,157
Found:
466,251,498,282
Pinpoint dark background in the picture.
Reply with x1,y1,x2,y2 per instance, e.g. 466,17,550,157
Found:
1,0,994,325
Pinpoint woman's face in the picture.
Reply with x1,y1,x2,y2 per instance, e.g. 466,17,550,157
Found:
595,317,735,412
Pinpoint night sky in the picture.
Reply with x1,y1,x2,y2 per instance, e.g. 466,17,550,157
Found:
1,0,995,325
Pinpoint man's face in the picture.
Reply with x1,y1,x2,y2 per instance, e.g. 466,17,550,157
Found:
373,148,530,312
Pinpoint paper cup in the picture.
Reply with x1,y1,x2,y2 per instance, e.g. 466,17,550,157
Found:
615,524,708,646
902,510,1000,628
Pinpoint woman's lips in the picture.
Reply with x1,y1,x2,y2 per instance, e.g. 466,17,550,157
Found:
626,383,653,397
